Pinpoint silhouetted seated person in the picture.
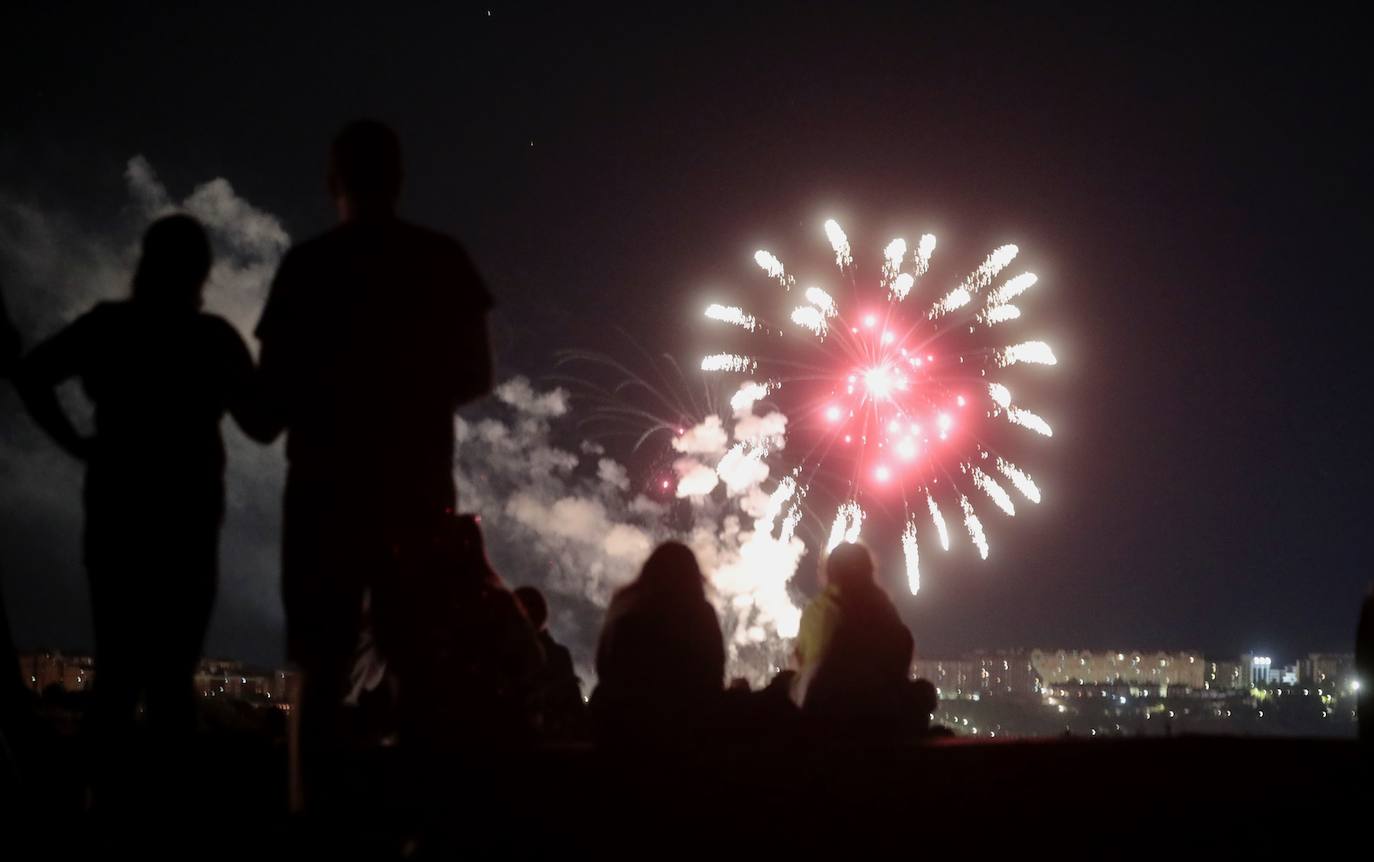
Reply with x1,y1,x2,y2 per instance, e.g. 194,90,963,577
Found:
14,215,272,802
717,670,804,745
794,542,915,741
908,678,939,739
385,514,543,754
254,120,493,793
591,542,725,748
514,585,589,743
340,589,399,750
1359,586,1373,745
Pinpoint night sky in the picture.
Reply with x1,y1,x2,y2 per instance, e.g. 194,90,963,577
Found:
2,3,1370,666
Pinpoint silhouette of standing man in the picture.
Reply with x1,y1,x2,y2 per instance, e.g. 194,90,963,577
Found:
256,120,493,799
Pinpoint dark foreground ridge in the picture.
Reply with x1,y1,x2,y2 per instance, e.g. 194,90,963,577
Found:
8,732,1370,855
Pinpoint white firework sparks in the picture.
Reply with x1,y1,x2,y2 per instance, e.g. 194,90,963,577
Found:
889,272,916,302
986,272,1038,307
754,250,793,289
705,303,758,332
960,494,989,560
931,245,1019,319
979,304,1021,325
914,233,936,276
995,456,1041,504
791,305,828,337
804,286,839,317
779,504,803,543
929,286,971,318
970,465,1016,516
1007,406,1053,436
902,520,920,595
987,382,1012,409
729,380,775,414
826,500,865,553
824,218,853,269
965,244,1019,292
760,475,798,530
883,237,906,282
927,491,950,551
997,340,1058,367
701,353,758,373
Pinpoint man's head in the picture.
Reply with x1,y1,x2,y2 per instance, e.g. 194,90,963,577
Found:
825,541,875,592
327,119,402,219
513,586,549,632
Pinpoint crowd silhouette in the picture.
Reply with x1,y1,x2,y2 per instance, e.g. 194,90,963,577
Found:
1,120,1370,847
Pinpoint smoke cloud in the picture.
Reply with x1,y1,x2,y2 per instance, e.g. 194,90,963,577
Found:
1,162,808,685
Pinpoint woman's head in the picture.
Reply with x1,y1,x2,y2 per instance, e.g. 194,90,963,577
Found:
635,541,706,599
131,215,212,309
825,542,875,592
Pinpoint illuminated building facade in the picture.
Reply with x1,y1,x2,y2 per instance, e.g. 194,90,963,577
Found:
1029,650,1206,690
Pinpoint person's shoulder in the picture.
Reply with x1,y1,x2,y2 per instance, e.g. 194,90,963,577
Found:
195,312,249,345
278,227,350,267
393,219,463,253
75,300,130,332
395,222,487,280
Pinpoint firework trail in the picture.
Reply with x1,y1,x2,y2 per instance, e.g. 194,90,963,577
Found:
901,520,920,595
701,219,1057,592
705,304,758,332
701,353,758,373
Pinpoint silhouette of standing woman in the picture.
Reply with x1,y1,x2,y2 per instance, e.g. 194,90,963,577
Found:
16,215,270,796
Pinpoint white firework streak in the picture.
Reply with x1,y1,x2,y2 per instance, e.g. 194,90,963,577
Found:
758,475,798,532
930,244,1019,320
717,442,769,495
729,380,775,414
705,303,758,332
823,219,853,269
883,238,906,284
1007,406,1053,437
928,286,971,318
926,491,950,551
915,233,936,276
985,272,1038,307
779,504,803,544
844,505,864,543
986,382,1052,436
967,245,1019,291
987,382,1012,409
960,494,989,560
979,304,1021,325
791,305,828,337
804,286,838,317
970,466,1016,516
995,456,1041,504
902,520,920,595
826,500,865,553
754,250,794,289
889,272,916,302
996,341,1058,367
701,353,758,373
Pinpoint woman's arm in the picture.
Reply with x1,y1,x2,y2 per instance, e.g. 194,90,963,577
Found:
16,318,93,461
221,323,284,444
